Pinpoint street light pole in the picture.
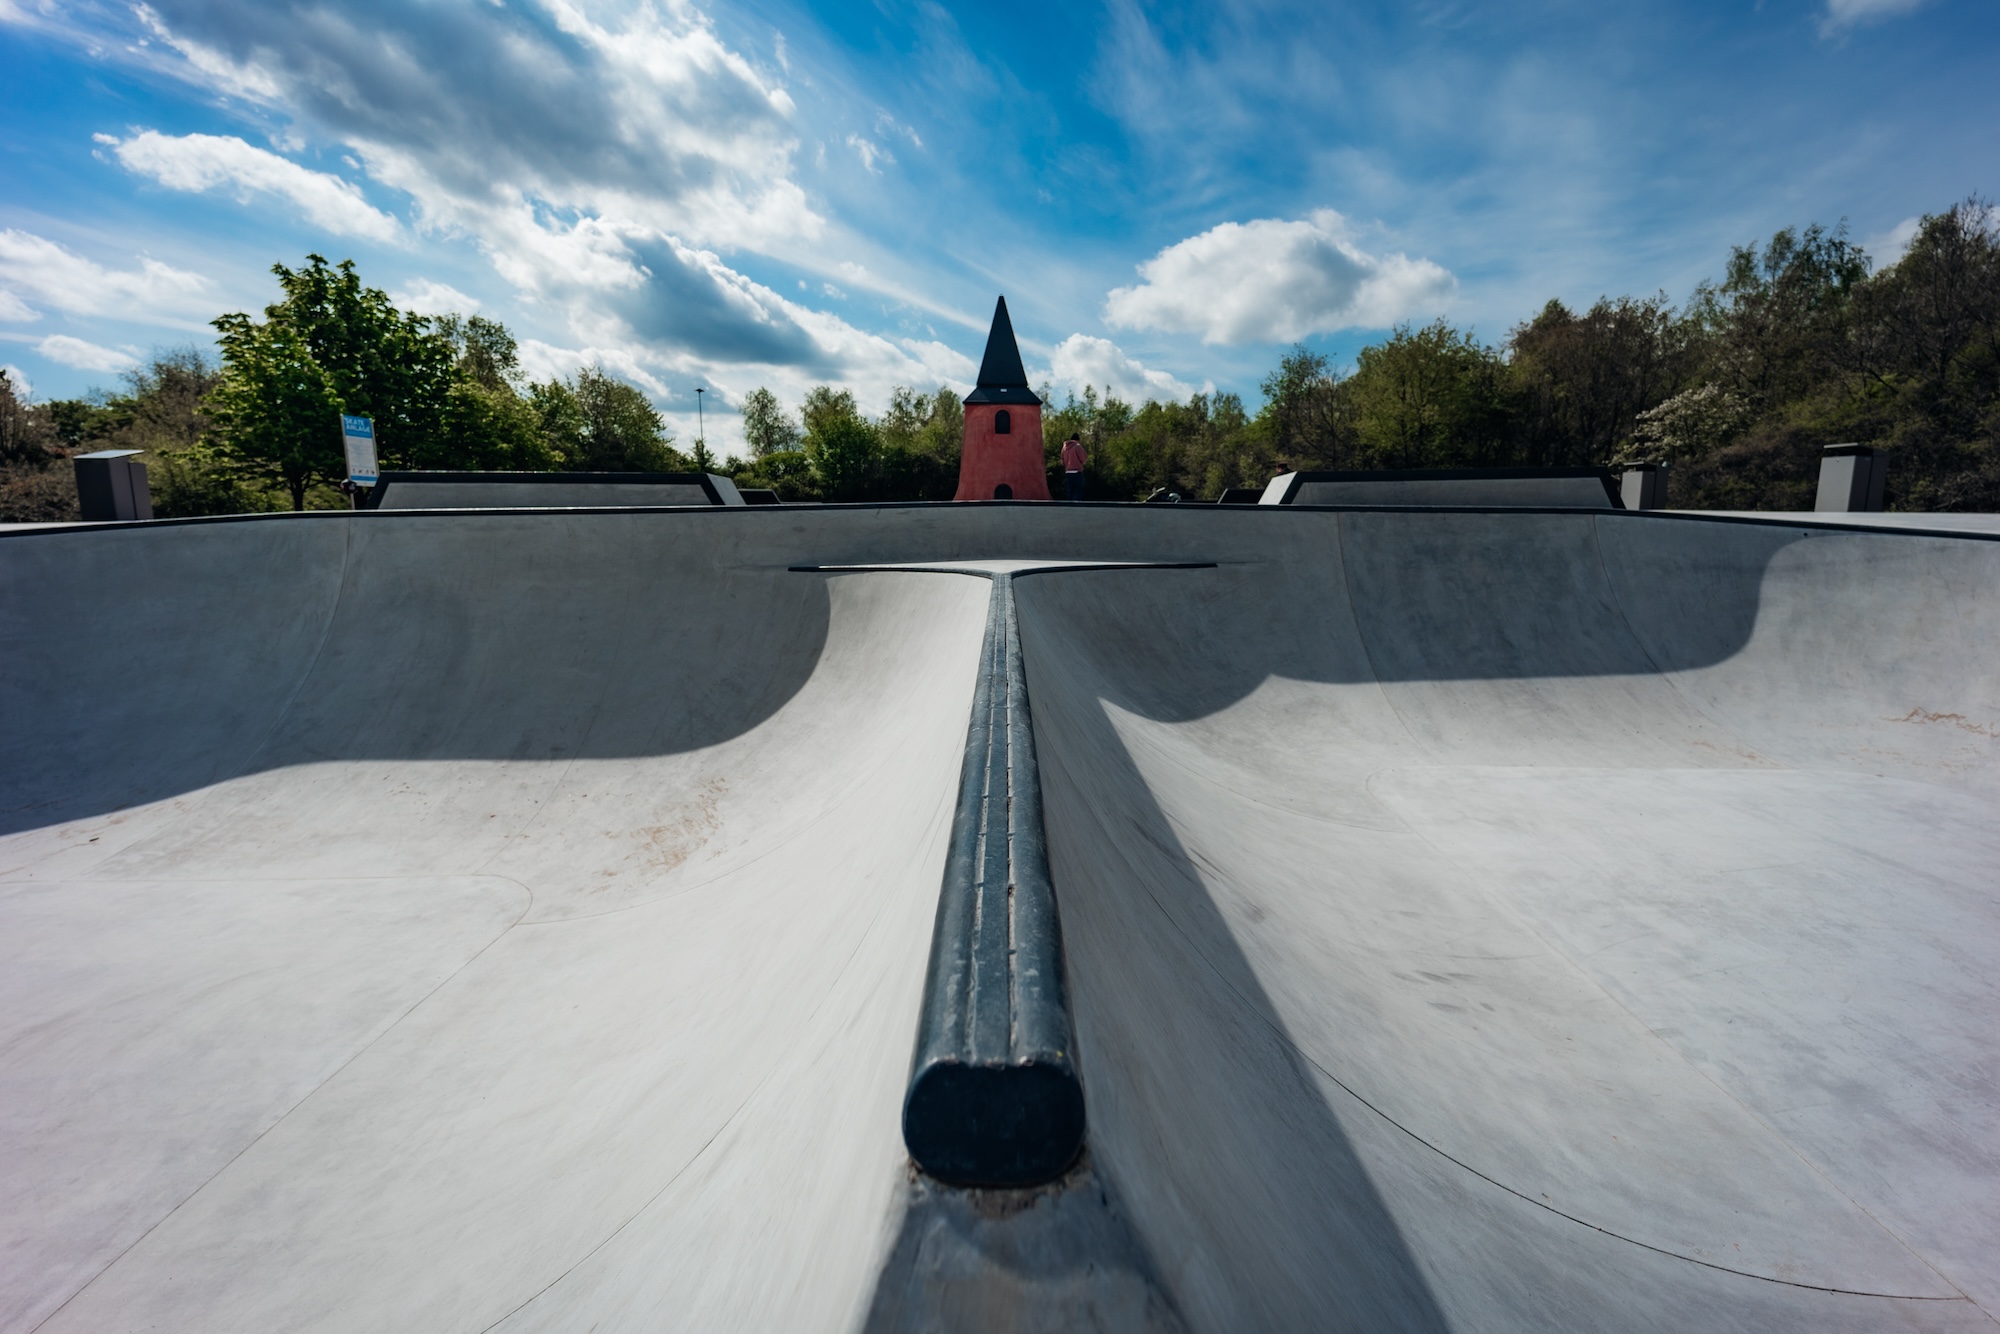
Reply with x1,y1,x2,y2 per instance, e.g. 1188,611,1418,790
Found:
695,387,705,465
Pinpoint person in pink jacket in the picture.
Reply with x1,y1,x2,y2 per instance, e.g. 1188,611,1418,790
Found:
1060,434,1088,502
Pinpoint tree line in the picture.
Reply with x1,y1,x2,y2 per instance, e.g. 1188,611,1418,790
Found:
3,196,1995,518
2,255,689,516
1049,197,1998,510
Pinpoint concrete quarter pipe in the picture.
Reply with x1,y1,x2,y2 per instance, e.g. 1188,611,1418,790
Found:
1,503,1995,1331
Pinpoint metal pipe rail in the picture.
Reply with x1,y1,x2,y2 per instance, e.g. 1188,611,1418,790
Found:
901,572,1085,1186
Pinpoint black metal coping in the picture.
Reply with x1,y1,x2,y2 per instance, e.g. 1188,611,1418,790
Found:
10,502,1999,546
901,572,1082,1186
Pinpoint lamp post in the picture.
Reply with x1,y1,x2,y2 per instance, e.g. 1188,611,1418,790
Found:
694,387,705,469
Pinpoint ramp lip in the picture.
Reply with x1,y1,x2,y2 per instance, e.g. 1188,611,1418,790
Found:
787,560,1216,576
7,502,1998,543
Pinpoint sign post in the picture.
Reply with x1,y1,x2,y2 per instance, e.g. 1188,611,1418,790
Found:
341,415,379,507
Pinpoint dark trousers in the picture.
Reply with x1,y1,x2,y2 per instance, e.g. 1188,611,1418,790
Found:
1064,471,1085,502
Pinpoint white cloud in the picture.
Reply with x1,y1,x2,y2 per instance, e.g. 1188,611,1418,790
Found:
44,2,969,404
36,334,139,372
1046,333,1205,404
1863,216,1921,261
104,130,400,242
2,364,32,398
1105,209,1456,344
846,134,891,174
0,289,39,322
125,1,815,255
103,1,943,392
132,2,285,101
392,278,481,316
1822,0,1927,31
874,113,923,150
0,230,210,324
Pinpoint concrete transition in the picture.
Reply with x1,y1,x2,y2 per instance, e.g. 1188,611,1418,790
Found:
2,502,1997,1332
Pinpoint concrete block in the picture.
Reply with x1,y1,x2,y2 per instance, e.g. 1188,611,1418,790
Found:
1814,445,1886,512
1621,465,1669,511
73,450,150,521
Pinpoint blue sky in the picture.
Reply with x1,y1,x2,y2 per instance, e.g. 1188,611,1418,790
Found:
1,0,1993,450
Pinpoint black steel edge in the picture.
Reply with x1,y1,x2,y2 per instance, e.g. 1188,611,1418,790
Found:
901,572,1085,1188
371,469,720,485
1283,465,1618,481
785,561,1218,575
7,502,1997,544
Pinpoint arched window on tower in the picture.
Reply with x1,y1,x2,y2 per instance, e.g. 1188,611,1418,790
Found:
995,409,1011,434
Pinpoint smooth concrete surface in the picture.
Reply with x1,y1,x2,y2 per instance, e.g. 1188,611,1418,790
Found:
2,504,1995,1332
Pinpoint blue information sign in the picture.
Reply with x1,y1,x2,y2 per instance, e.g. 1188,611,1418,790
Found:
341,415,379,486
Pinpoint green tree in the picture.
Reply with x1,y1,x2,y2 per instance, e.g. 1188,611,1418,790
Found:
107,349,271,517
1348,320,1510,468
800,386,861,443
205,256,458,507
739,387,801,458
530,366,687,471
205,316,347,509
1847,199,2000,509
793,384,880,500
1506,295,1696,467
426,379,552,471
420,313,553,471
1696,223,1870,408
0,371,76,521
1256,347,1353,471
0,368,54,469
435,314,524,393
876,384,960,500
808,413,882,501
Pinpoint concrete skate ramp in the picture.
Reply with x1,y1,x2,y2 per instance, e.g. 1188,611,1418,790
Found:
2,505,1996,1332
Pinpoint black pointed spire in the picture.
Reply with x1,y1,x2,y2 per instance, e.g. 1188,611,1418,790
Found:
965,296,1042,405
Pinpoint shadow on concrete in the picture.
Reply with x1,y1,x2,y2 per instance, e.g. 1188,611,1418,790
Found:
995,584,1453,1332
1001,513,1801,727
862,1157,1186,1334
0,507,1804,838
0,516,830,835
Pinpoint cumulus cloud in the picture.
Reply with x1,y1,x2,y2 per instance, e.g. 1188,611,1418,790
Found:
128,0,812,252
0,230,210,324
102,1,967,395
392,278,481,315
1105,209,1455,345
2,364,32,398
39,2,971,406
102,130,401,242
37,334,139,372
1046,334,1205,404
1822,0,1927,31
0,289,39,322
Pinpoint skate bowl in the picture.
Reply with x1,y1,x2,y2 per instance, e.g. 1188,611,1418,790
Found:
1,502,1995,1332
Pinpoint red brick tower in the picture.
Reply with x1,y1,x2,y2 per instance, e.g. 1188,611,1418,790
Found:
954,296,1050,502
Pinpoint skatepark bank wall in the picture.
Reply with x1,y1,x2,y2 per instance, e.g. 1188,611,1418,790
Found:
2,502,1996,1331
